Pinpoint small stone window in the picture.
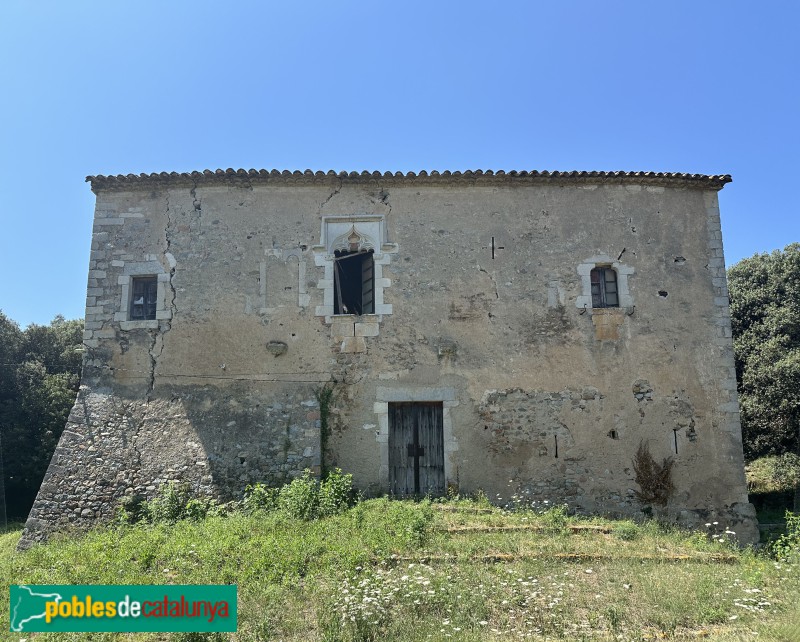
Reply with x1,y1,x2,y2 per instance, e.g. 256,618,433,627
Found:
334,249,374,315
590,267,619,308
130,276,158,320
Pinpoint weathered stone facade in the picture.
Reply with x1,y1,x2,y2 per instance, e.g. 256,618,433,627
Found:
20,169,758,548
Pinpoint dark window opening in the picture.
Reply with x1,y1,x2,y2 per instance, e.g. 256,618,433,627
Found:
333,249,374,315
130,276,158,320
590,267,619,308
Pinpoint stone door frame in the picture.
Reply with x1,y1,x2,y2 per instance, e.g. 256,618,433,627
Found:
375,386,459,491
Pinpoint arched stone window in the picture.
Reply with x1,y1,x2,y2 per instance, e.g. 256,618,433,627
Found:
576,255,634,311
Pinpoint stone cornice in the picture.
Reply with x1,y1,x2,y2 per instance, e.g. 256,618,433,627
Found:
86,169,732,192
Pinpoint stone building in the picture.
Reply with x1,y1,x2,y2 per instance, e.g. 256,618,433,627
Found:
20,169,758,548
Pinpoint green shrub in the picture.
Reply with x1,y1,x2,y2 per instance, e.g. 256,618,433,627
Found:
243,483,280,513
318,468,355,518
402,499,434,547
148,482,193,523
115,493,148,524
772,511,800,561
613,521,640,541
184,498,211,521
116,482,220,524
540,504,569,531
116,470,356,525
748,454,800,494
279,470,320,520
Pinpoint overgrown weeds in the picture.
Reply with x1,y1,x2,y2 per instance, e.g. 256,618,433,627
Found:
116,468,355,526
3,499,800,641
116,482,222,524
772,510,800,562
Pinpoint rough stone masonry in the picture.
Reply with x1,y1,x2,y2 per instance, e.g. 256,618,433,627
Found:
19,169,758,548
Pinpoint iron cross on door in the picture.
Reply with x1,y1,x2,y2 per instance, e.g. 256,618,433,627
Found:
388,402,445,497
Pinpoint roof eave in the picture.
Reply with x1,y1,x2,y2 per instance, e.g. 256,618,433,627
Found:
86,169,733,193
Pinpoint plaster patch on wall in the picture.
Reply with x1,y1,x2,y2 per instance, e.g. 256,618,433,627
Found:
591,309,626,340
259,248,309,315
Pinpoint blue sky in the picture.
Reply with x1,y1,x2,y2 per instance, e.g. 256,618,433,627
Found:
1,1,797,327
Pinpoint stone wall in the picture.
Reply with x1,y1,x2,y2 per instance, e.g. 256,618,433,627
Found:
20,384,320,549
20,171,758,548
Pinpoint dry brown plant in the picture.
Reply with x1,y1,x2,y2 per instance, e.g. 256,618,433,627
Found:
632,441,675,506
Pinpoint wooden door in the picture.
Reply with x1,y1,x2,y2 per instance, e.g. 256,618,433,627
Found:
388,402,444,497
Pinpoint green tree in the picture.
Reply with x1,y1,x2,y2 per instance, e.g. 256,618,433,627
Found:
0,312,24,405
0,312,82,518
729,243,800,509
729,243,800,458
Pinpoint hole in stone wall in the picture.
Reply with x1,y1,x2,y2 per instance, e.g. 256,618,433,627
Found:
674,256,686,264
608,429,618,440
673,429,679,454
658,290,668,298
554,435,559,458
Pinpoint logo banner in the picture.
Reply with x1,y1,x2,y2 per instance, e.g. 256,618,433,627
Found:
10,584,237,632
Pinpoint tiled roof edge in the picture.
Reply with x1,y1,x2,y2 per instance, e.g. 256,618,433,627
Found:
86,169,732,191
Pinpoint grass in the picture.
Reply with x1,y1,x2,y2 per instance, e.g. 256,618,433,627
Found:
2,499,800,641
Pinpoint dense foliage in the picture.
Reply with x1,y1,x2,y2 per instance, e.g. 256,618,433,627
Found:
0,311,82,518
728,243,800,462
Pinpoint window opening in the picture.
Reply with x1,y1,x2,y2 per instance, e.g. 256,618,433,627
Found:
333,249,374,315
590,267,619,308
130,276,158,320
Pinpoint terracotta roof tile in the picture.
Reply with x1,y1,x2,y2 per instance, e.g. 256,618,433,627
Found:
86,169,732,191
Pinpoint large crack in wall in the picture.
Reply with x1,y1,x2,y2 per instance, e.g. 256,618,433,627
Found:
145,189,179,399
318,178,343,214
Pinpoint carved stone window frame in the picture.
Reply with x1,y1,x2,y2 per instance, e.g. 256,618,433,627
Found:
576,255,634,312
313,215,397,323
